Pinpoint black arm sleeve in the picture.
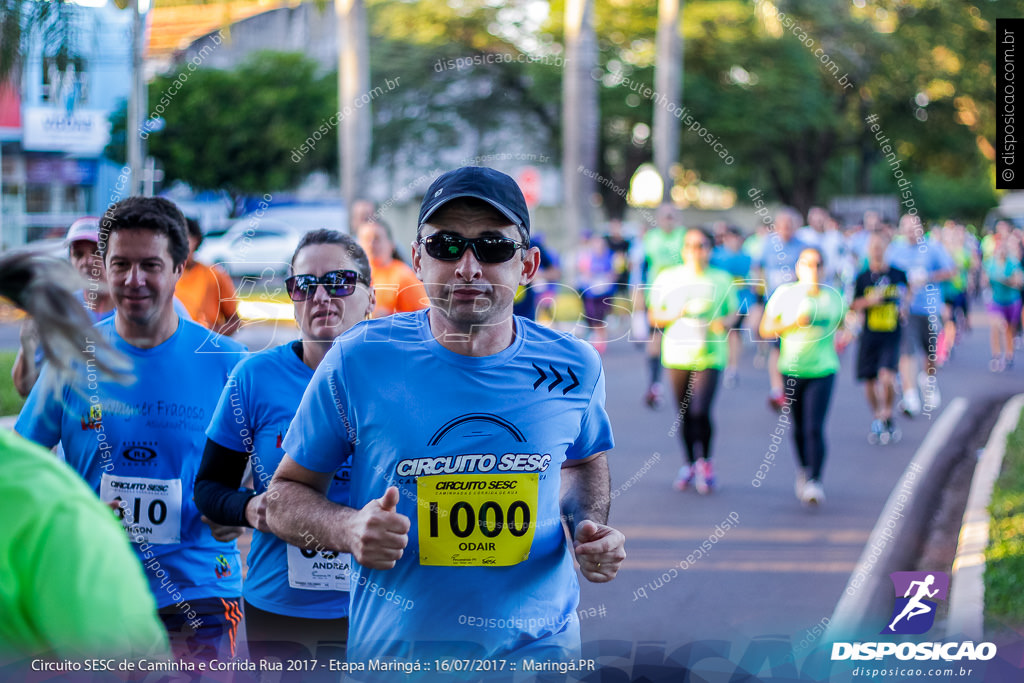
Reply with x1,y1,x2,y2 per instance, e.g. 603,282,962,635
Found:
193,438,257,527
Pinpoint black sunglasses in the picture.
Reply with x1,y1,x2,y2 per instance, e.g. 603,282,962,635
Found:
417,233,527,264
285,269,371,302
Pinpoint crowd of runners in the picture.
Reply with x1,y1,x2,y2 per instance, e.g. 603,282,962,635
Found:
618,204,1016,506
2,166,1020,676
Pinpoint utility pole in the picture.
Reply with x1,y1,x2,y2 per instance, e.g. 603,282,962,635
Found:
127,0,145,195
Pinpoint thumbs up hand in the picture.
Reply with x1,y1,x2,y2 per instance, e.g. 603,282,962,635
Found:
349,486,410,569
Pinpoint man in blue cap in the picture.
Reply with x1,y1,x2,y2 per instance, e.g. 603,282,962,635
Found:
267,166,626,670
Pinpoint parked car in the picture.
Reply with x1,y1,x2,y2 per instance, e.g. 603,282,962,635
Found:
984,191,1024,231
195,203,347,278
13,237,67,260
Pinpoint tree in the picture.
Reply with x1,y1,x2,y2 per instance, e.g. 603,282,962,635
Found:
364,0,562,196
110,52,337,211
682,6,851,215
0,0,77,85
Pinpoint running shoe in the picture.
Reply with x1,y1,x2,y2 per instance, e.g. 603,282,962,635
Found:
884,418,901,444
674,464,695,491
794,468,808,499
868,419,885,445
801,479,825,506
1006,355,1015,369
900,389,921,417
990,357,1005,373
644,382,664,409
695,459,714,495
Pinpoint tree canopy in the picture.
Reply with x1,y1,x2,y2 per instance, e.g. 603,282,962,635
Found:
90,0,1022,223
109,51,337,207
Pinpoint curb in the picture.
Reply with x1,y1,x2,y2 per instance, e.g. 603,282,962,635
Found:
825,397,969,641
946,393,1024,640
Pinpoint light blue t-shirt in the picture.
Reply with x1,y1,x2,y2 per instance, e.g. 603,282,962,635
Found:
15,317,247,608
886,238,954,315
33,295,191,366
758,235,810,295
283,310,615,667
206,341,351,619
710,246,755,312
986,257,1024,305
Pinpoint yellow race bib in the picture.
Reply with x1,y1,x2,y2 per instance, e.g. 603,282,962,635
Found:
417,473,538,567
867,304,899,333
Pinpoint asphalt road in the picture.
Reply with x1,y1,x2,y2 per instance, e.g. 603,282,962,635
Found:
574,313,1023,681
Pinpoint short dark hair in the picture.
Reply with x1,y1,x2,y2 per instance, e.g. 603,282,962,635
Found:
686,227,714,246
99,197,190,268
799,246,826,265
291,229,371,282
185,217,203,250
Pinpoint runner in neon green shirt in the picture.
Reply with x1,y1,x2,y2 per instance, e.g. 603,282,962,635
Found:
0,429,170,663
649,228,738,493
760,247,846,506
639,204,687,408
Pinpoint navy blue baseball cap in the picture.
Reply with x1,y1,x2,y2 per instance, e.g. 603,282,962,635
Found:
418,166,530,235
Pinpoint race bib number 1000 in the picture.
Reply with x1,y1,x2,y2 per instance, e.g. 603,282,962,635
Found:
417,473,538,567
100,474,183,545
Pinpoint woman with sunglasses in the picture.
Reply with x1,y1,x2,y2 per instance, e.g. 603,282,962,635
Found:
649,228,738,494
759,247,846,506
356,219,428,317
195,229,374,654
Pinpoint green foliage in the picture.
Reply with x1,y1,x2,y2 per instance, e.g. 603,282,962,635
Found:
865,165,997,225
683,8,849,205
0,0,78,85
110,52,338,200
0,350,25,417
986,408,1024,625
93,0,1024,220
366,0,561,172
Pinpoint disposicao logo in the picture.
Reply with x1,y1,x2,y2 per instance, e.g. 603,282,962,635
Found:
831,570,997,663
883,571,948,635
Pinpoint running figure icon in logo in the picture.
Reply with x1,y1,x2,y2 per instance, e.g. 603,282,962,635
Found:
883,571,949,635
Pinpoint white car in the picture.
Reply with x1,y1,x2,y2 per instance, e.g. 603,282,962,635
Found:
195,204,348,278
